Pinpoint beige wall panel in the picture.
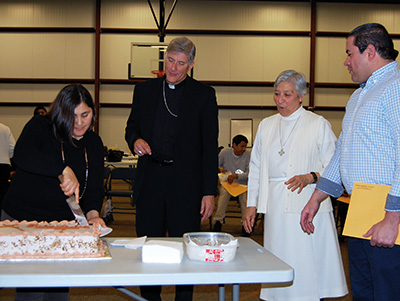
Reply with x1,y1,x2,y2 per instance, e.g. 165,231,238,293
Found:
218,111,232,148
100,0,309,30
193,36,231,81
169,1,310,31
100,85,134,104
303,95,310,108
101,0,155,28
0,3,34,27
316,39,400,84
214,86,311,107
395,41,400,56
215,86,272,106
98,107,132,153
229,37,265,81
0,84,67,103
100,34,161,79
32,34,94,78
0,34,94,78
315,37,351,83
0,0,95,27
195,36,310,81
317,3,400,33
64,34,95,78
315,110,345,138
0,107,35,140
218,108,277,148
101,34,309,81
0,34,34,77
255,37,310,82
315,88,355,107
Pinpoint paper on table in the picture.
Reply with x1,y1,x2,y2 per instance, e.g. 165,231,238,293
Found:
110,236,147,249
342,182,400,245
221,181,247,197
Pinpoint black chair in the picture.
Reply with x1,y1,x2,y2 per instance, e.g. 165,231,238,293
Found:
103,167,137,224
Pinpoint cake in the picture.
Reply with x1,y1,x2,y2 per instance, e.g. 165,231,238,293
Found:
0,220,104,259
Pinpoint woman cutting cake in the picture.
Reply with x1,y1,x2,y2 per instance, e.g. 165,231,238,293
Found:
1,84,106,300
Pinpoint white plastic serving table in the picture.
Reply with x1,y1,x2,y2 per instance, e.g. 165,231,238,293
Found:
0,237,293,301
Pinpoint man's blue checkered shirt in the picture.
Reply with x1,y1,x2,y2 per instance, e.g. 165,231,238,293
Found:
317,61,400,211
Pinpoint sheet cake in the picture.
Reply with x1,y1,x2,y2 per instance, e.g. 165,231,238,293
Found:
0,220,103,259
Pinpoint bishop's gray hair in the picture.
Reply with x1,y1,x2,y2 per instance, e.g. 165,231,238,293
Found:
166,37,196,64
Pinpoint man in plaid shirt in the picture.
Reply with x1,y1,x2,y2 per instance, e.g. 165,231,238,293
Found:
301,23,400,300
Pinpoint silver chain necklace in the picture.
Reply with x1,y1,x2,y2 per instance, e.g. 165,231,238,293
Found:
278,116,301,156
163,80,178,118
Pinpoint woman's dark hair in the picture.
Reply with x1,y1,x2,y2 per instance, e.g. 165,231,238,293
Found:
47,84,96,145
348,23,399,60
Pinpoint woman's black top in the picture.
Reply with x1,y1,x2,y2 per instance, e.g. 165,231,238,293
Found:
2,115,104,222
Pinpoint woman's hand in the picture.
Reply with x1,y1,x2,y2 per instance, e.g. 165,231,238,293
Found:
243,207,257,234
59,166,80,200
87,210,106,228
285,173,317,194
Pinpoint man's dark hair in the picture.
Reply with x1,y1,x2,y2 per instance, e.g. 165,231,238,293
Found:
347,23,399,60
232,134,248,146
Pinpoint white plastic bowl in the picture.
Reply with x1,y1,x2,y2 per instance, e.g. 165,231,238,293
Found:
183,232,238,262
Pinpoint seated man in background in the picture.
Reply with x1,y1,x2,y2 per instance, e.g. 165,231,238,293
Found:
213,134,250,236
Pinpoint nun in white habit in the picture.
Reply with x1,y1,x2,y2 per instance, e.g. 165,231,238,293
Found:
243,70,348,301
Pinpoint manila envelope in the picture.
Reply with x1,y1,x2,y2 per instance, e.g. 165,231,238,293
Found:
342,182,400,245
221,181,247,197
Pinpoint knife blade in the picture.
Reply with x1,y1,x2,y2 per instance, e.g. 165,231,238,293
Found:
65,195,89,226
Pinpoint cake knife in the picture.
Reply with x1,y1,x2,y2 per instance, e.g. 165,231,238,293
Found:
58,174,89,226
65,195,89,226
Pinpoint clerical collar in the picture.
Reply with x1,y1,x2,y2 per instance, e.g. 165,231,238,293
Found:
164,76,187,90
